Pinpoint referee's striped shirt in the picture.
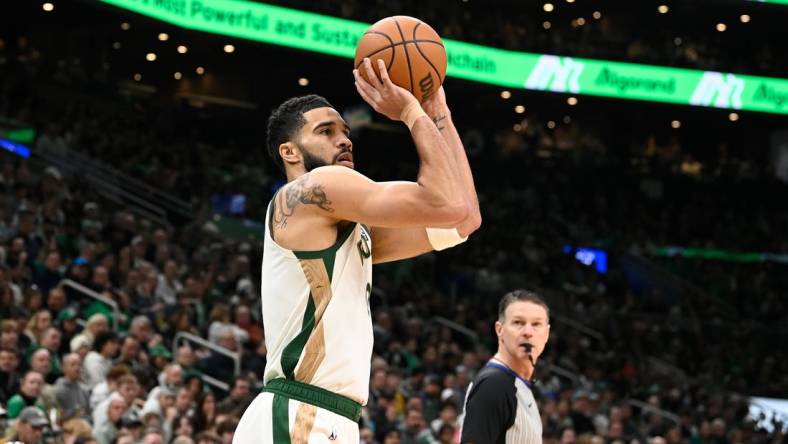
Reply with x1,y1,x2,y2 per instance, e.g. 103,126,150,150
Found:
460,361,543,444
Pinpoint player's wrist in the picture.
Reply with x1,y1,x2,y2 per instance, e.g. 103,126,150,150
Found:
400,99,428,130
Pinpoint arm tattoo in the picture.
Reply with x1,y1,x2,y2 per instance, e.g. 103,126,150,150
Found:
432,115,447,131
273,173,334,229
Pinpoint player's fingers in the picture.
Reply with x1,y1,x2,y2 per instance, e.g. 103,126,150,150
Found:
363,58,383,89
376,59,393,89
354,71,381,101
355,81,377,107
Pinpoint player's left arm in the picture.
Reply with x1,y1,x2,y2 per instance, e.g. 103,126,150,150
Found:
371,87,481,265
421,86,482,236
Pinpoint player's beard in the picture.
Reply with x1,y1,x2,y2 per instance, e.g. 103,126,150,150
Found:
299,143,330,172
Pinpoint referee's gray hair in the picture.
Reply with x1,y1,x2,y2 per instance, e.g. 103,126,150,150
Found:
498,289,549,322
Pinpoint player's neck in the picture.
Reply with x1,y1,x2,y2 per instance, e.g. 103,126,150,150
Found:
492,351,533,381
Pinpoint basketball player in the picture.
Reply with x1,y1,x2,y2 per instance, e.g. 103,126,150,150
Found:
460,290,551,444
233,58,480,443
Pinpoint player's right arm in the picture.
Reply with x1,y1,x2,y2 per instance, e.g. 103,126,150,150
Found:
320,57,469,228
290,168,467,228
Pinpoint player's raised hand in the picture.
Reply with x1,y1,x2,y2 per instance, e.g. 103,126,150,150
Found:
354,58,417,122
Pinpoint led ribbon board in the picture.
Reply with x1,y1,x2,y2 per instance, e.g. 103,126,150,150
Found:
748,0,788,4
99,0,788,115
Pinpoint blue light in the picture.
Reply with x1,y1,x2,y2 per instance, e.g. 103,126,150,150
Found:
576,248,608,273
0,139,31,158
564,246,608,274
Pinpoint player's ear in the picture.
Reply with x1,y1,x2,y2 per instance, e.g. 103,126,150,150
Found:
494,320,503,337
279,142,301,166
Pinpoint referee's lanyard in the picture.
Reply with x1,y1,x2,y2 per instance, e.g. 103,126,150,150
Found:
486,360,533,388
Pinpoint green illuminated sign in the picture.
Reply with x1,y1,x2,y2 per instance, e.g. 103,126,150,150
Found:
99,0,788,115
748,0,788,5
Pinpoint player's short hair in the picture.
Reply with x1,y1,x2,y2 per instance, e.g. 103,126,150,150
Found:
498,289,549,322
266,95,335,173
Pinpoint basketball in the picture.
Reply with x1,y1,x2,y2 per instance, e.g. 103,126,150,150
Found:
354,16,447,103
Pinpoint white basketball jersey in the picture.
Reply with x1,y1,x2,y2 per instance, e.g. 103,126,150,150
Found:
261,197,374,405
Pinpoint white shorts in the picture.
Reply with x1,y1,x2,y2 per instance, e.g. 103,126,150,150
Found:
233,392,360,444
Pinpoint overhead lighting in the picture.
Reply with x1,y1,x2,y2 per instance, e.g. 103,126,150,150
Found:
298,77,309,86
658,5,669,14
543,3,554,12
112,42,121,50
566,0,574,3
513,123,522,132
223,44,235,53
563,115,572,124
174,72,182,80
674,37,682,46
121,22,131,31
133,73,142,82
158,33,169,41
547,120,556,129
593,11,601,19
196,66,205,75
729,112,739,122
515,105,525,114
740,14,750,23
145,52,157,62
543,21,552,29
567,96,578,106
177,45,188,54
501,90,511,99
671,120,681,129
42,2,54,12
716,22,727,32
576,17,586,26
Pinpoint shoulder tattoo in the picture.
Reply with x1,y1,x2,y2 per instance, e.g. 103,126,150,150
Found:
273,173,334,229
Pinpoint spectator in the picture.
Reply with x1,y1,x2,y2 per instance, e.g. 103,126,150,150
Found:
2,406,48,444
93,374,140,433
141,427,165,444
28,348,54,385
46,286,67,314
90,364,131,411
24,310,52,346
192,391,217,435
0,347,21,405
155,259,182,307
215,377,252,418
127,316,153,348
61,418,94,444
94,394,127,444
116,335,155,390
38,327,63,380
83,331,119,389
32,251,63,296
6,371,44,419
69,314,109,353
197,327,238,383
54,353,90,421
56,309,79,356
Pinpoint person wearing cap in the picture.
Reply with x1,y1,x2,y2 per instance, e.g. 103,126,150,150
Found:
57,309,80,356
1,406,48,444
460,290,551,444
147,345,172,372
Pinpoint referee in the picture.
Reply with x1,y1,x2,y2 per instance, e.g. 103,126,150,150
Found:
460,289,551,444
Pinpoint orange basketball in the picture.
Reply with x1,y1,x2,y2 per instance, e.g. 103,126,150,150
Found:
354,16,447,103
